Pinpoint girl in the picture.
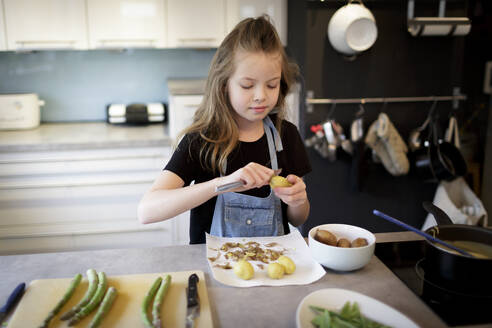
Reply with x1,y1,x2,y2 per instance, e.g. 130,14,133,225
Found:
138,15,311,244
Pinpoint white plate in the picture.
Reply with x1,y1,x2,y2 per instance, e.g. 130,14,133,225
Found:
296,288,420,328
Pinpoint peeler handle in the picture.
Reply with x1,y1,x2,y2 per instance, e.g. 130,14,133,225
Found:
214,181,244,193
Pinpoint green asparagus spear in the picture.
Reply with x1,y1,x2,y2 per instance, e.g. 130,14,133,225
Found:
39,273,82,328
68,271,108,326
141,276,162,328
88,286,117,328
60,268,98,321
152,275,172,328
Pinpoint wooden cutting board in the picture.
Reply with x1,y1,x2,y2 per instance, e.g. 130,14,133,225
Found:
8,270,213,328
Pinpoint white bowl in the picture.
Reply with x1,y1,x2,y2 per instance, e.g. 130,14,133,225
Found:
308,224,376,271
327,2,378,55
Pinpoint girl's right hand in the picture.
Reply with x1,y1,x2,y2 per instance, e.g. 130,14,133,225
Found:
217,162,275,192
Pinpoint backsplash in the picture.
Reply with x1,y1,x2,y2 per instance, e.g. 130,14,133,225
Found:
0,49,215,122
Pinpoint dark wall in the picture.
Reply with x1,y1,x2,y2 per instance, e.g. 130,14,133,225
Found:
287,0,474,234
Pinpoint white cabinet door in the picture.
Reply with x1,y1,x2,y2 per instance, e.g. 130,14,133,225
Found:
167,0,226,48
87,0,167,49
0,0,6,50
226,0,287,45
168,95,203,139
0,145,191,255
3,0,88,50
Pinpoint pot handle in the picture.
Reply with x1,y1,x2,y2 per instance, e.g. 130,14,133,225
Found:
423,201,454,225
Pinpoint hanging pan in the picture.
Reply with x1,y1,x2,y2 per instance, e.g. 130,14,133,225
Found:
412,119,467,182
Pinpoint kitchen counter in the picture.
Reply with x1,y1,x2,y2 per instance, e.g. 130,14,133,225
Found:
0,122,172,152
1,232,488,328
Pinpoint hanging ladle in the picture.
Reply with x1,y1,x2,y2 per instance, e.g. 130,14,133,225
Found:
372,209,475,258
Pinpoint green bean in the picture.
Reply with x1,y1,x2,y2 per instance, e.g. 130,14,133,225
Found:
68,271,107,326
39,273,82,328
152,275,172,328
141,277,162,328
310,302,392,328
60,268,98,321
88,286,117,328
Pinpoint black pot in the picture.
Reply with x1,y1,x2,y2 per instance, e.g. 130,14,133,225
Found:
422,202,492,296
412,122,467,182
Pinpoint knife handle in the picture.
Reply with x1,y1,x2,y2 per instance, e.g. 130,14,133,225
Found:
0,282,25,314
187,274,199,307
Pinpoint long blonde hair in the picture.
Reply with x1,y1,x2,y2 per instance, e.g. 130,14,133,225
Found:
177,15,299,174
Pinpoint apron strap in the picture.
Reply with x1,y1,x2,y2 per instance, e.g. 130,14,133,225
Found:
221,116,284,174
264,116,282,171
264,115,283,152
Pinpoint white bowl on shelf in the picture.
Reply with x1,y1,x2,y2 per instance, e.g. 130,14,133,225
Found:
308,223,376,271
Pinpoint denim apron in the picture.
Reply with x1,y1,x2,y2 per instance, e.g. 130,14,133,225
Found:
210,116,285,237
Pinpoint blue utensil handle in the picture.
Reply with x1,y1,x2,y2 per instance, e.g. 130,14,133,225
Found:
372,210,473,258
0,282,25,314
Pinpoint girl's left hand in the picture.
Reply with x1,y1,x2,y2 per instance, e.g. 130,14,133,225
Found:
272,175,307,207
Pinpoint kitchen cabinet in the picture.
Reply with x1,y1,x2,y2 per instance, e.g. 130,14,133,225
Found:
226,0,287,45
0,144,190,255
0,0,6,50
86,0,167,49
3,0,88,50
167,0,226,48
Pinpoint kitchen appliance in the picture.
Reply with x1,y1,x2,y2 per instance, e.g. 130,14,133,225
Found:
376,240,492,326
0,94,45,130
106,103,166,125
167,79,206,140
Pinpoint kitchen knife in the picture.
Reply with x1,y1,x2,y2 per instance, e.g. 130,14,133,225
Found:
215,168,283,192
0,282,25,323
185,273,200,328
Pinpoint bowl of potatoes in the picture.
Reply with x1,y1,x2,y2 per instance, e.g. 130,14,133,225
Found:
308,224,376,271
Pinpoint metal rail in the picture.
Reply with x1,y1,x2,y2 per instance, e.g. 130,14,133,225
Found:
306,95,466,105
305,89,467,112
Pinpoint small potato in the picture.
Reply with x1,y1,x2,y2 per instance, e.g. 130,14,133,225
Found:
233,259,254,280
351,237,369,248
278,255,296,274
337,238,351,248
315,229,337,246
267,262,285,279
269,176,292,188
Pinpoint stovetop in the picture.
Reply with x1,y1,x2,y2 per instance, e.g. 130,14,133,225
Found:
375,240,492,327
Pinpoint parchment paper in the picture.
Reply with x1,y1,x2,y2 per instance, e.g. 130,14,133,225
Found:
206,229,326,287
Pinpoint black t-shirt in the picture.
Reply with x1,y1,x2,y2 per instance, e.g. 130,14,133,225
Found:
164,117,312,244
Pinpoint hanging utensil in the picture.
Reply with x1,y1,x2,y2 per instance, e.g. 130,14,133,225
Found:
350,103,366,191
408,100,436,152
